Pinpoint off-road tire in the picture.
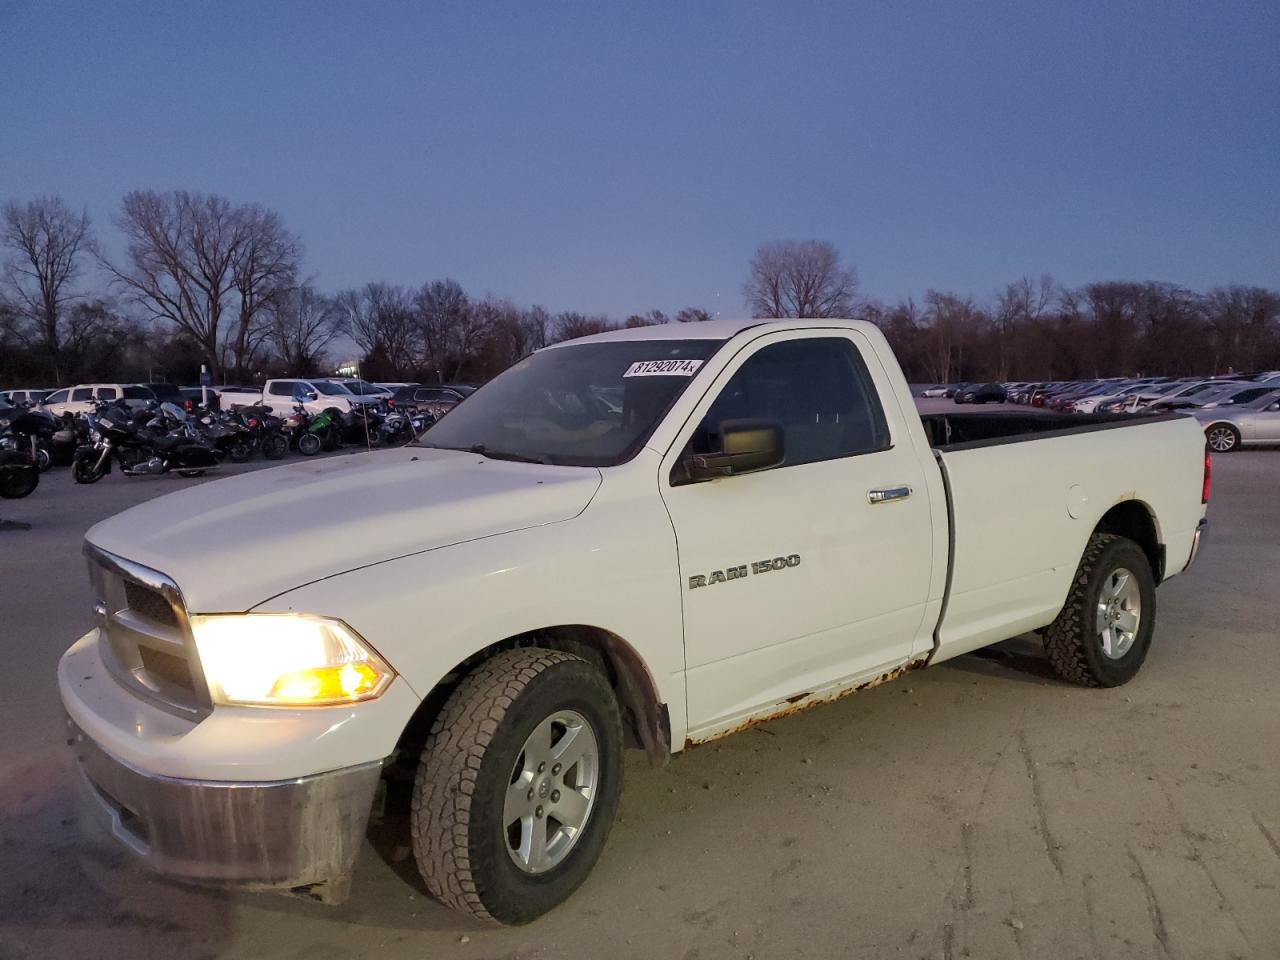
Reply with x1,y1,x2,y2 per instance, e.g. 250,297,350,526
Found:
410,648,623,925
1043,533,1156,687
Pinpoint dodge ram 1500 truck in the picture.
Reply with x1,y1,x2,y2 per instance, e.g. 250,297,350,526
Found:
59,318,1210,924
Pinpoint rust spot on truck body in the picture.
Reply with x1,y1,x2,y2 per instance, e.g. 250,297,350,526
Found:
684,657,928,748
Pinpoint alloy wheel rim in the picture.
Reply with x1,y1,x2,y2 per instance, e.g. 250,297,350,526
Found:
1096,566,1142,659
1207,427,1235,452
503,709,599,875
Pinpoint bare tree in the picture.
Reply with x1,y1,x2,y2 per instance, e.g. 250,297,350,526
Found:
553,312,614,342
675,307,712,323
335,283,417,378
268,284,340,375
230,204,301,379
623,309,668,327
1,196,92,383
105,190,245,377
744,240,858,318
992,275,1056,380
414,279,488,382
522,305,552,351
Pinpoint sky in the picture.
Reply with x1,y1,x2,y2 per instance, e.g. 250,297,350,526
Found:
1,0,1277,320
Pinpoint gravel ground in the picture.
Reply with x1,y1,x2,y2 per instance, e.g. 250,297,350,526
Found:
1,444,1278,960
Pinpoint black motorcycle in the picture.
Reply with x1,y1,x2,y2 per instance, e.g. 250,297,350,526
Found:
72,401,219,484
0,401,56,471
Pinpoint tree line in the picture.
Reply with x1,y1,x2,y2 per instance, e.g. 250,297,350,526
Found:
3,194,1278,389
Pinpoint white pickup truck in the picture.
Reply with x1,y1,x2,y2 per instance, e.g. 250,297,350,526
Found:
218,378,380,417
59,318,1209,924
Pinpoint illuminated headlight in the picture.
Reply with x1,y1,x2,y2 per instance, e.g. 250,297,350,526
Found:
190,614,394,706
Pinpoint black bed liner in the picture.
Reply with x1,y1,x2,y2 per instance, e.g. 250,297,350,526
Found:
922,411,1186,452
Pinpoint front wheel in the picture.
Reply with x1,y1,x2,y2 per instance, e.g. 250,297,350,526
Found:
228,440,252,463
297,432,322,456
411,648,623,925
72,455,106,484
176,469,205,478
1043,533,1156,687
1205,424,1240,453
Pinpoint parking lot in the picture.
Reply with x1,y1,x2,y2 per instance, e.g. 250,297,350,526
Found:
1,449,1278,960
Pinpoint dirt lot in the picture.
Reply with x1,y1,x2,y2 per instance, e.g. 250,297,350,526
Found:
1,448,1278,960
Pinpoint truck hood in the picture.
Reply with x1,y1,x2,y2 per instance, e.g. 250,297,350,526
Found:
85,449,602,611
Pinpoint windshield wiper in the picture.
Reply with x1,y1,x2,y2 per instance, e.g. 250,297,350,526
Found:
466,444,552,464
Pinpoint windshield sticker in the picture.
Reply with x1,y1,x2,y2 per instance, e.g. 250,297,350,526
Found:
623,359,704,378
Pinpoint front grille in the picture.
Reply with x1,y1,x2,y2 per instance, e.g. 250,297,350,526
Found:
124,580,179,627
85,543,211,720
138,646,196,692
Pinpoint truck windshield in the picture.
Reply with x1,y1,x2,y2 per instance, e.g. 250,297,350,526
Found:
415,339,721,466
315,381,353,396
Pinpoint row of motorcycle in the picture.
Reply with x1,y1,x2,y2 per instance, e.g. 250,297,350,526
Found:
0,397,433,499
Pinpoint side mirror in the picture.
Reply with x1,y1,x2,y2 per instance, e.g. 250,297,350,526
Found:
684,419,784,480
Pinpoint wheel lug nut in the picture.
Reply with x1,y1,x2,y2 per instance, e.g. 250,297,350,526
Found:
527,788,534,801
535,805,544,818
551,790,560,803
551,763,561,775
537,762,546,773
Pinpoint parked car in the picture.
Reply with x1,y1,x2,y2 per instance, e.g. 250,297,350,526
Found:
3,388,52,406
954,382,1007,404
919,384,950,398
1185,384,1279,411
388,383,474,420
41,383,155,417
181,386,222,411
223,379,381,418
60,317,1208,924
327,377,394,400
1196,390,1280,451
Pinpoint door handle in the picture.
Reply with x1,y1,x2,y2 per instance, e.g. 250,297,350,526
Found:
868,485,912,504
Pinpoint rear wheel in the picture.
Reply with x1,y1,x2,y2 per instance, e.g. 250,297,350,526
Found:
1205,424,1240,453
0,463,39,499
411,648,623,925
297,432,322,456
1043,533,1156,687
228,440,252,463
176,469,205,478
263,434,288,459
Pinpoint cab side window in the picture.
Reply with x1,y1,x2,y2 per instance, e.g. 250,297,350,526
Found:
97,387,118,400
71,387,93,401
688,337,890,469
268,381,296,397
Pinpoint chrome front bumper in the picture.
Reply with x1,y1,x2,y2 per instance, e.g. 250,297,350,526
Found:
67,718,383,904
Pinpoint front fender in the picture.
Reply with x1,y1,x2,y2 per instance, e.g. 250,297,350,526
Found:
251,464,688,747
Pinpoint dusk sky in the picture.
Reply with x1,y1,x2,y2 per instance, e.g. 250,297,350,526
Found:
2,1,1277,319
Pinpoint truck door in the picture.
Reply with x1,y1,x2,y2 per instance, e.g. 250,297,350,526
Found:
660,329,935,737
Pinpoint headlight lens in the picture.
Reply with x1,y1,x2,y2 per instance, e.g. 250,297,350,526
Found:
190,614,394,706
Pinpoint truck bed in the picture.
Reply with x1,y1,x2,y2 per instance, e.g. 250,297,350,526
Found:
920,409,1206,667
920,410,1184,450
